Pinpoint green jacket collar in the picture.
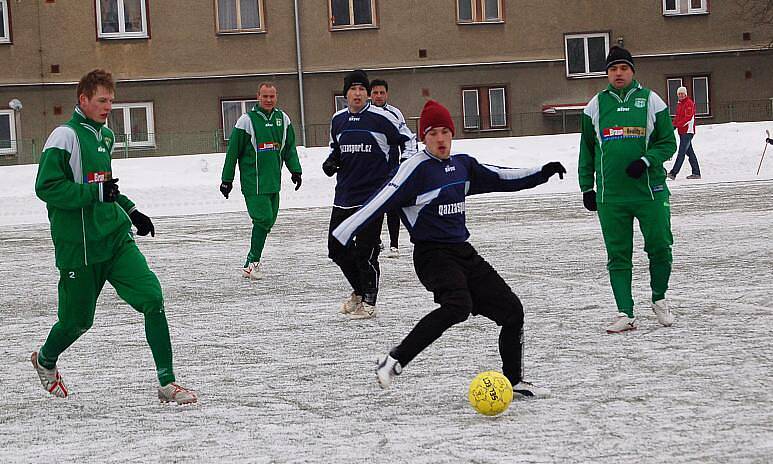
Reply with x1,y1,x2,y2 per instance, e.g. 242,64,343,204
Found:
252,105,278,120
72,106,107,131
604,80,642,102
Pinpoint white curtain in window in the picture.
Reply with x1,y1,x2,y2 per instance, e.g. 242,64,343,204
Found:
123,0,143,32
489,88,506,127
218,0,238,30
100,0,120,33
222,102,243,138
692,77,709,115
353,0,372,25
463,90,479,129
0,113,12,150
484,0,499,20
108,109,126,143
666,79,683,116
0,1,7,39
130,107,149,142
240,0,260,29
331,0,350,26
457,0,472,21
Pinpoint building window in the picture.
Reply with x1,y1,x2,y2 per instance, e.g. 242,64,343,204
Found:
565,33,609,78
666,76,711,116
221,99,257,140
334,95,348,112
329,0,377,29
0,0,10,44
0,109,17,154
663,0,708,15
457,0,503,23
96,0,148,39
108,102,155,148
462,86,508,130
216,0,264,33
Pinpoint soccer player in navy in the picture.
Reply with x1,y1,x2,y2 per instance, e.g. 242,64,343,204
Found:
333,100,566,398
322,70,416,319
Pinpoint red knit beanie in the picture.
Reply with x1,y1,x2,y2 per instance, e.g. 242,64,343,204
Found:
419,100,455,141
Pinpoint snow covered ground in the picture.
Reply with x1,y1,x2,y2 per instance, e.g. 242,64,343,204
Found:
1,122,772,463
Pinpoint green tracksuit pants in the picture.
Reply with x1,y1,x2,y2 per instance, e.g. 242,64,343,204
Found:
597,193,673,317
244,193,280,266
38,238,175,386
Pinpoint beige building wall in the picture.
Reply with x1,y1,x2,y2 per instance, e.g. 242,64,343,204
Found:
1,0,771,164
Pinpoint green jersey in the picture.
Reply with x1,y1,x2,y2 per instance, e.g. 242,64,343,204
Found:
578,80,677,203
35,107,136,269
221,106,302,195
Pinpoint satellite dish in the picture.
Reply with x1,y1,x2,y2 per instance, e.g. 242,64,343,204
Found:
8,99,22,111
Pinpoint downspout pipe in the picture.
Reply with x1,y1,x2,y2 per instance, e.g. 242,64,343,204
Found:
293,0,307,147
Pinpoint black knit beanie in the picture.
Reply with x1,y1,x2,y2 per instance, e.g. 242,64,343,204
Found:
343,69,370,95
606,46,635,72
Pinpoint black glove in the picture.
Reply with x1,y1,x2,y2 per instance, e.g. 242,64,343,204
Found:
130,210,155,237
583,191,597,212
291,172,302,191
322,158,339,177
766,138,773,145
99,178,120,203
625,159,648,179
220,181,233,199
541,162,566,180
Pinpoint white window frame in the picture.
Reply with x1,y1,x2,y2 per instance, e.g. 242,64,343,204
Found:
96,0,149,39
0,109,17,155
221,99,257,140
666,78,683,116
666,76,711,117
334,95,348,112
109,102,155,148
329,0,377,30
663,0,708,16
462,89,480,130
216,0,265,34
488,87,507,128
456,0,504,24
0,0,10,44
692,76,710,116
564,32,610,78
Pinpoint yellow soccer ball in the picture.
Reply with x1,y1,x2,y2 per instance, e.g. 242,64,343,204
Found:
468,371,513,416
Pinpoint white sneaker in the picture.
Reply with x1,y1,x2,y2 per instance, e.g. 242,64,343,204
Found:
386,246,399,258
340,292,362,314
513,380,550,399
158,383,198,405
31,352,68,398
606,313,637,333
242,262,261,280
349,301,376,319
375,354,402,389
652,299,674,327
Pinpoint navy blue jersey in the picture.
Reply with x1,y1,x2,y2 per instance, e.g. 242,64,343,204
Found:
332,150,550,245
326,102,416,208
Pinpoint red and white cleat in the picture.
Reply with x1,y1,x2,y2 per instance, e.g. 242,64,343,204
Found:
158,383,198,405
31,352,68,398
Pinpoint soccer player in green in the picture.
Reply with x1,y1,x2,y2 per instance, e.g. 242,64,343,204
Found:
578,47,678,334
31,69,197,404
220,82,303,280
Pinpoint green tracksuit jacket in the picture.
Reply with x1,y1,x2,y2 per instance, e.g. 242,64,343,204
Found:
221,106,302,195
35,107,136,269
578,81,677,203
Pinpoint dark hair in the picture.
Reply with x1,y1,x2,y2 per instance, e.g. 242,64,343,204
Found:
76,69,115,100
370,79,388,91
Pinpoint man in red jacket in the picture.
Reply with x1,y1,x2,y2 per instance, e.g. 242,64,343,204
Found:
668,86,701,180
